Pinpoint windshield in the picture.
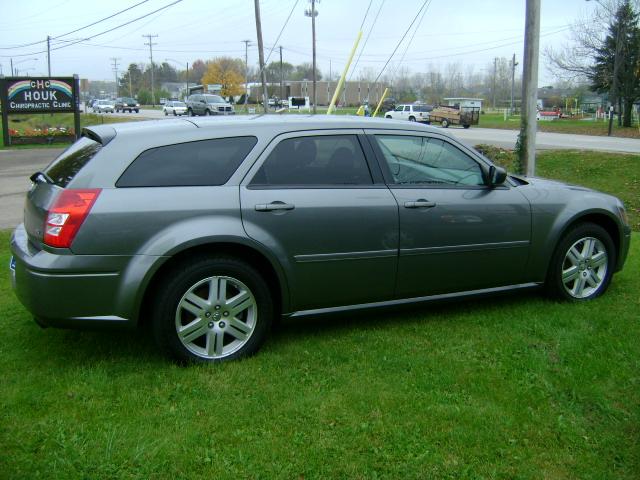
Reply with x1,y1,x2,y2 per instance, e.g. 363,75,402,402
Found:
205,95,225,104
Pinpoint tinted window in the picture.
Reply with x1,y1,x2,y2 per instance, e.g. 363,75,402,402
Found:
250,135,373,186
375,135,484,186
117,136,257,187
412,105,431,112
45,137,102,187
205,95,224,104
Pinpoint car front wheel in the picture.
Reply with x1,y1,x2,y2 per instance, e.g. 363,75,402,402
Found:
204,109,211,116
153,256,273,363
546,222,615,301
441,119,449,128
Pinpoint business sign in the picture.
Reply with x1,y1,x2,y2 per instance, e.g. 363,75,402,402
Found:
3,77,76,113
0,75,81,146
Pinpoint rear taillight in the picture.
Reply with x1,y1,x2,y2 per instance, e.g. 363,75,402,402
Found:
44,189,101,248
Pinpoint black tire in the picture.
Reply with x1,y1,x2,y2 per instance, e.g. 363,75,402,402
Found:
173,110,177,116
204,109,211,116
164,111,168,116
441,119,449,128
187,108,193,117
153,255,273,363
463,124,470,129
385,115,392,119
409,116,416,122
135,109,139,113
545,222,616,301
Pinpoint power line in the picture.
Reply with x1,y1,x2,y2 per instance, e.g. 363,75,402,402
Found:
349,0,385,81
0,0,151,50
390,0,431,80
373,0,430,83
359,0,374,32
0,0,183,58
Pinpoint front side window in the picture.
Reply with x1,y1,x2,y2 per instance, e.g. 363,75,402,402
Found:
117,136,257,187
394,105,404,112
250,135,373,186
374,135,484,186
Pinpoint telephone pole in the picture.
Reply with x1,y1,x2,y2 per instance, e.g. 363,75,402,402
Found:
143,34,158,105
47,35,51,76
243,39,251,110
510,53,518,115
519,0,541,176
305,0,319,113
253,0,269,113
111,57,120,97
492,57,497,109
279,45,284,103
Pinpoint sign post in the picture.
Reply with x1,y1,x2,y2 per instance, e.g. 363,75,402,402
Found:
0,75,81,147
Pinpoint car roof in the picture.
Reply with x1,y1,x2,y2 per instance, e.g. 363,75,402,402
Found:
84,115,448,146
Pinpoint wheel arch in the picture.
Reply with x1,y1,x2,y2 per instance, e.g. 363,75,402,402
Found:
541,210,623,279
136,240,289,329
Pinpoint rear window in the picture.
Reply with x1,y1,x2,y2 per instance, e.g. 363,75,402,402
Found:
116,136,257,187
44,137,102,187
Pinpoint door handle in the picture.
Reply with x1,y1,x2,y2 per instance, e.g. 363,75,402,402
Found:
255,201,295,212
404,200,436,209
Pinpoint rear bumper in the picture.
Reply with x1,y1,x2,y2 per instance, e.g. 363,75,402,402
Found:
10,224,138,329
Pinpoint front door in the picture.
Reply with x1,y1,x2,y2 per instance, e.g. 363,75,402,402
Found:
366,131,531,298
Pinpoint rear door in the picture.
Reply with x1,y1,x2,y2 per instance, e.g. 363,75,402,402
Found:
240,130,399,312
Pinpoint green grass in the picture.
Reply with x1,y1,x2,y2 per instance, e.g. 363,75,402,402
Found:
1,229,638,479
476,147,640,232
478,113,640,139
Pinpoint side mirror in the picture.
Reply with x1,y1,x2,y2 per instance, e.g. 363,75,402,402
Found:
488,165,507,187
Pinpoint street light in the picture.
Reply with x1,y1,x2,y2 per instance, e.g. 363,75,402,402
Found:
11,57,38,76
165,58,189,99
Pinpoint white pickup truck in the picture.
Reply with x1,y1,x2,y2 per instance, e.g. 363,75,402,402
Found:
384,104,432,123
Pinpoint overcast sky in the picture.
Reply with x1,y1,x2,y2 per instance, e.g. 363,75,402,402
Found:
0,0,598,85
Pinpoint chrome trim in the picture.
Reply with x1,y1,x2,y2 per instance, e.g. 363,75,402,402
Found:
401,240,530,256
289,282,540,317
294,249,397,263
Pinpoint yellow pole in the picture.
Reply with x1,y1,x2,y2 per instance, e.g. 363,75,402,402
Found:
372,87,390,117
327,30,362,115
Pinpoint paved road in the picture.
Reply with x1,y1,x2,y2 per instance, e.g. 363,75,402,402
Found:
0,148,64,229
99,110,640,153
0,119,638,230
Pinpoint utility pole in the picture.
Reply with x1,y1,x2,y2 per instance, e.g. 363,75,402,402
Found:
279,45,284,104
510,53,518,115
143,34,158,105
253,0,269,113
243,40,251,110
492,57,497,109
305,0,319,113
111,57,120,97
519,0,541,176
10,58,13,76
47,35,51,76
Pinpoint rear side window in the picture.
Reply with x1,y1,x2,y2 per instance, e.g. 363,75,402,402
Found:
45,137,102,187
250,135,373,186
116,137,257,187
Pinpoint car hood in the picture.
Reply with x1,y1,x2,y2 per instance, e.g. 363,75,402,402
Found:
513,175,596,193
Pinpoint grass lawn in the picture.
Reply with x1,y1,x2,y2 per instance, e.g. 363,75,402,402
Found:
1,227,638,479
1,145,639,478
478,113,640,139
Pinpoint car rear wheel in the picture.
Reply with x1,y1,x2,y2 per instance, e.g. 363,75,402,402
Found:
153,256,273,363
164,110,168,116
385,115,392,119
409,116,416,122
546,222,615,301
441,119,449,128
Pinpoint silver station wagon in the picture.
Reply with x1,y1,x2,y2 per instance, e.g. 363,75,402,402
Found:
10,116,631,362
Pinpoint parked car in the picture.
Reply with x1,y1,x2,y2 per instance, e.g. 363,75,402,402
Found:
10,117,631,363
385,103,432,123
115,97,140,113
92,100,115,113
163,100,187,116
186,94,234,116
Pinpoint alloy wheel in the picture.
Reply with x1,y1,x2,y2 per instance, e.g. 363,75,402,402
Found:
561,236,608,299
175,275,257,359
